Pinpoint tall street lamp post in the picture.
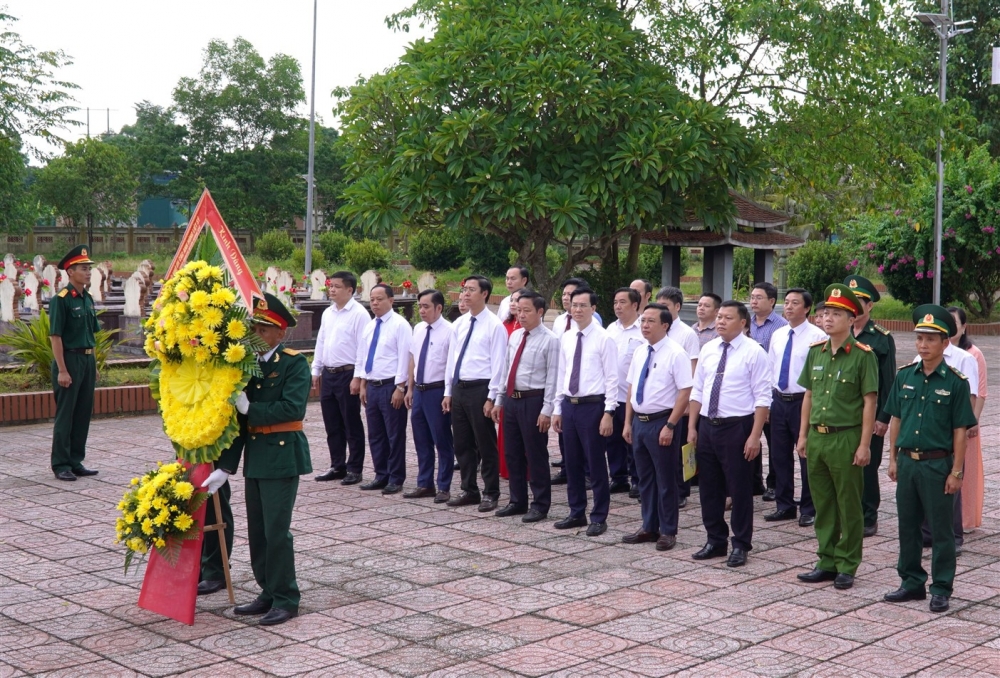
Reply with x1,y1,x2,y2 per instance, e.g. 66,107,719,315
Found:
304,0,319,276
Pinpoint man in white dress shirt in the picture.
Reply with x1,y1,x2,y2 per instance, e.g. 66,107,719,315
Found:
443,275,508,512
552,288,618,536
688,301,772,567
607,287,644,497
312,271,370,485
766,289,827,527
551,277,591,485
355,284,412,494
622,304,693,551
404,290,455,503
496,266,529,323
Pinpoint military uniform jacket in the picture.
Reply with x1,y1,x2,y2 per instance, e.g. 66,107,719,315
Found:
884,361,977,452
798,335,879,428
219,344,313,479
49,286,99,348
855,320,896,424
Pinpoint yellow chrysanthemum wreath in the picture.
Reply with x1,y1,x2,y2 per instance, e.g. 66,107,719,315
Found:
144,261,268,463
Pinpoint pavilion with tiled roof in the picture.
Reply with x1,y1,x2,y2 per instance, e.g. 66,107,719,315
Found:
641,191,804,299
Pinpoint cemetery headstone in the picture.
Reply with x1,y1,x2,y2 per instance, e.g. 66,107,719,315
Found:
22,272,39,311
310,270,327,300
123,276,142,317
42,265,58,296
89,268,104,302
0,278,14,322
33,255,45,274
360,270,378,302
417,272,437,292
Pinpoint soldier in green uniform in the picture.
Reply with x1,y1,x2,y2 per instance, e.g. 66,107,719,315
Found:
202,293,312,626
883,305,976,613
49,245,100,481
795,284,878,590
844,274,897,537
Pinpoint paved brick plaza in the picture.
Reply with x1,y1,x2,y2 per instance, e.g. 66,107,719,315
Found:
2,331,999,677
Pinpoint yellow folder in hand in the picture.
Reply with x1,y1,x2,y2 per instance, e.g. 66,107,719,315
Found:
682,443,697,481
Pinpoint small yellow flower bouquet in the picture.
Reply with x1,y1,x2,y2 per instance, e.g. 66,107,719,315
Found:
116,461,210,574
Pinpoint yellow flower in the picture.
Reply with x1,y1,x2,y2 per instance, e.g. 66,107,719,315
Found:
136,500,152,518
141,518,155,535
201,329,221,348
200,307,224,329
130,477,139,486
195,346,212,363
189,290,210,311
174,513,194,532
211,288,237,307
225,319,246,340
173,481,194,501
154,538,166,549
152,497,166,510
223,343,247,363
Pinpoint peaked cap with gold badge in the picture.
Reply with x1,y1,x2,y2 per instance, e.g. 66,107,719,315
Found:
823,283,863,317
911,304,957,337
58,245,95,271
252,292,297,329
843,274,881,303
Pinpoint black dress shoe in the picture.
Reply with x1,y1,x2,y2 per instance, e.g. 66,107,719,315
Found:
692,543,727,560
797,568,837,583
403,487,435,499
884,587,926,603
863,523,878,537
656,535,677,551
495,503,527,517
628,485,640,499
54,470,77,481
752,485,766,496
382,484,402,495
762,488,776,501
551,470,567,485
360,479,388,491
434,491,450,504
586,522,607,537
622,529,658,544
929,594,950,612
234,599,271,616
72,466,98,476
315,468,346,481
522,509,547,523
798,514,816,527
727,548,748,567
197,580,226,595
678,497,689,509
764,508,797,522
608,480,630,494
341,472,363,485
446,492,481,507
478,497,499,512
554,516,587,530
259,608,297,626
551,459,564,468
834,573,855,590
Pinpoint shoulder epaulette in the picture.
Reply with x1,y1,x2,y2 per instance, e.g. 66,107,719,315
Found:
57,288,69,298
948,366,968,380
282,348,301,356
873,323,890,335
809,340,826,347
897,363,911,371
855,341,873,352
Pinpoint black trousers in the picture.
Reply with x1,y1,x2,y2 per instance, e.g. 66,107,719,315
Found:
696,415,755,551
503,395,551,513
563,400,610,523
632,416,680,535
752,422,773,491
319,370,365,473
770,395,813,515
452,381,499,499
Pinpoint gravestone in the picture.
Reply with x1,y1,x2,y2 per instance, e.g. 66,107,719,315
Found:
360,270,378,302
97,262,113,296
265,267,279,295
417,272,436,292
22,272,39,311
89,268,104,302
123,276,143,317
0,278,14,322
42,265,58,295
310,270,327,300
3,253,15,280
275,270,294,296
58,270,69,291
33,255,45,274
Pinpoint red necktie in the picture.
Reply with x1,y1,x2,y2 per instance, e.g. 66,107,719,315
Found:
565,315,572,332
506,330,530,397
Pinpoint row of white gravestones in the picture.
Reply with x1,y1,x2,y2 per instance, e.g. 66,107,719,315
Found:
0,278,14,322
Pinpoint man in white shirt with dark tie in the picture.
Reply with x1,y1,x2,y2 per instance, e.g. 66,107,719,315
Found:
607,287,644,497
552,288,618,536
354,284,412,495
443,275,508,512
496,266,529,323
404,290,455,503
767,289,827,527
688,301,772,567
551,277,590,485
312,271,370,485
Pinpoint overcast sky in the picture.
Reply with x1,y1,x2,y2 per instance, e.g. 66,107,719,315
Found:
9,0,427,150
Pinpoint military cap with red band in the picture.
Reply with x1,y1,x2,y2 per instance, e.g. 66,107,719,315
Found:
823,283,863,316
58,245,95,270
252,292,297,329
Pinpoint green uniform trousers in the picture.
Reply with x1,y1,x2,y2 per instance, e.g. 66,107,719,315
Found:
862,433,885,527
807,428,864,575
199,473,234,582
50,352,96,473
245,476,300,612
896,454,956,596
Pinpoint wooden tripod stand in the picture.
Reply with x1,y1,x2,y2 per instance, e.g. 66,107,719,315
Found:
202,492,235,604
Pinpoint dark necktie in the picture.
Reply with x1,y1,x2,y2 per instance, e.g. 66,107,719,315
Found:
568,331,584,395
364,317,382,374
453,316,476,384
635,344,654,405
707,341,730,418
565,315,572,332
416,324,432,384
778,328,794,391
506,330,530,397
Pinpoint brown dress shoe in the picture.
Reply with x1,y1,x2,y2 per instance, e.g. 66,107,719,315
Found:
403,487,435,499
446,491,481,507
656,535,677,551
434,491,450,504
622,529,658,544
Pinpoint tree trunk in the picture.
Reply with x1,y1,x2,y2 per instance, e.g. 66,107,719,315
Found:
626,234,641,276
87,213,94,253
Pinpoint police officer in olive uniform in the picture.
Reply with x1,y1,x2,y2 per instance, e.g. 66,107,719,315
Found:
883,305,977,613
202,293,312,626
49,245,101,481
844,275,897,537
796,284,878,590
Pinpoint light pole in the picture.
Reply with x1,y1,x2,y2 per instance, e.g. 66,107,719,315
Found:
304,0,318,276
914,1,973,305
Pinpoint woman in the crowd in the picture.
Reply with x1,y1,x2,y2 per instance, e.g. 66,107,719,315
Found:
948,307,987,530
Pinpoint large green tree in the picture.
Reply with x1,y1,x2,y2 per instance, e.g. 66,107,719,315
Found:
337,0,762,299
0,136,33,233
106,102,191,202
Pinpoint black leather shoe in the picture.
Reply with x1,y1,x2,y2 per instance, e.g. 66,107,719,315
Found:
692,543,727,560
234,599,271,616
727,548,748,567
628,485,640,499
834,573,855,590
495,503,527,518
798,514,815,527
434,491,450,504
678,497,688,508
341,472,363,485
478,497,499,512
762,488,776,501
622,529,658,544
797,568,837,583
884,587,926,603
522,509,547,523
403,487,435,499
752,484,766,496
446,492,481,507
608,480,630,494
551,470,567,485
197,580,226,595
551,459,564,468
315,468,346,481
656,535,677,551
586,522,607,537
381,484,402,495
259,608,297,626
764,508,797,522
863,523,878,537
54,470,77,481
72,466,98,476
554,516,587,530
360,479,388,491
929,595,950,613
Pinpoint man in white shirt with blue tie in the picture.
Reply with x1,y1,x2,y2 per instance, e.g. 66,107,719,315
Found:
355,284,412,494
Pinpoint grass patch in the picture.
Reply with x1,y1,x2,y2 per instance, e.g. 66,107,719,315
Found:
0,366,152,395
870,296,914,321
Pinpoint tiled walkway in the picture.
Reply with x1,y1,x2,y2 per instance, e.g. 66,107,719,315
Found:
2,332,998,677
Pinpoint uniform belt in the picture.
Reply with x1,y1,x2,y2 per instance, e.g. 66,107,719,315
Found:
772,390,804,402
65,348,94,355
367,378,395,387
325,365,354,374
899,448,951,461
705,415,752,426
566,395,604,405
455,379,489,388
812,424,860,434
248,421,304,435
509,389,544,399
414,381,445,391
635,408,672,423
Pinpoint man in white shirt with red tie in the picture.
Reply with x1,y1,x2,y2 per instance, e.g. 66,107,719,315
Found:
552,288,618,536
354,284,412,495
688,301,772,567
496,266,529,323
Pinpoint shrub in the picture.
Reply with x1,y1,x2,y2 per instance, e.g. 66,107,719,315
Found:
410,228,464,271
344,239,393,273
786,240,852,302
576,264,631,326
317,231,350,265
0,308,117,383
461,230,512,277
733,247,754,298
622,244,689,283
256,229,295,261
291,247,327,273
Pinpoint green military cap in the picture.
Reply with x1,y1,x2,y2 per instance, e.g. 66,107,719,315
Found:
823,283,863,316
843,274,880,303
58,245,95,270
912,304,956,337
252,292,297,329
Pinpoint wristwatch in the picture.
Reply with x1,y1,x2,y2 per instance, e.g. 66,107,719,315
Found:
665,421,676,431
951,470,964,479
604,409,615,416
